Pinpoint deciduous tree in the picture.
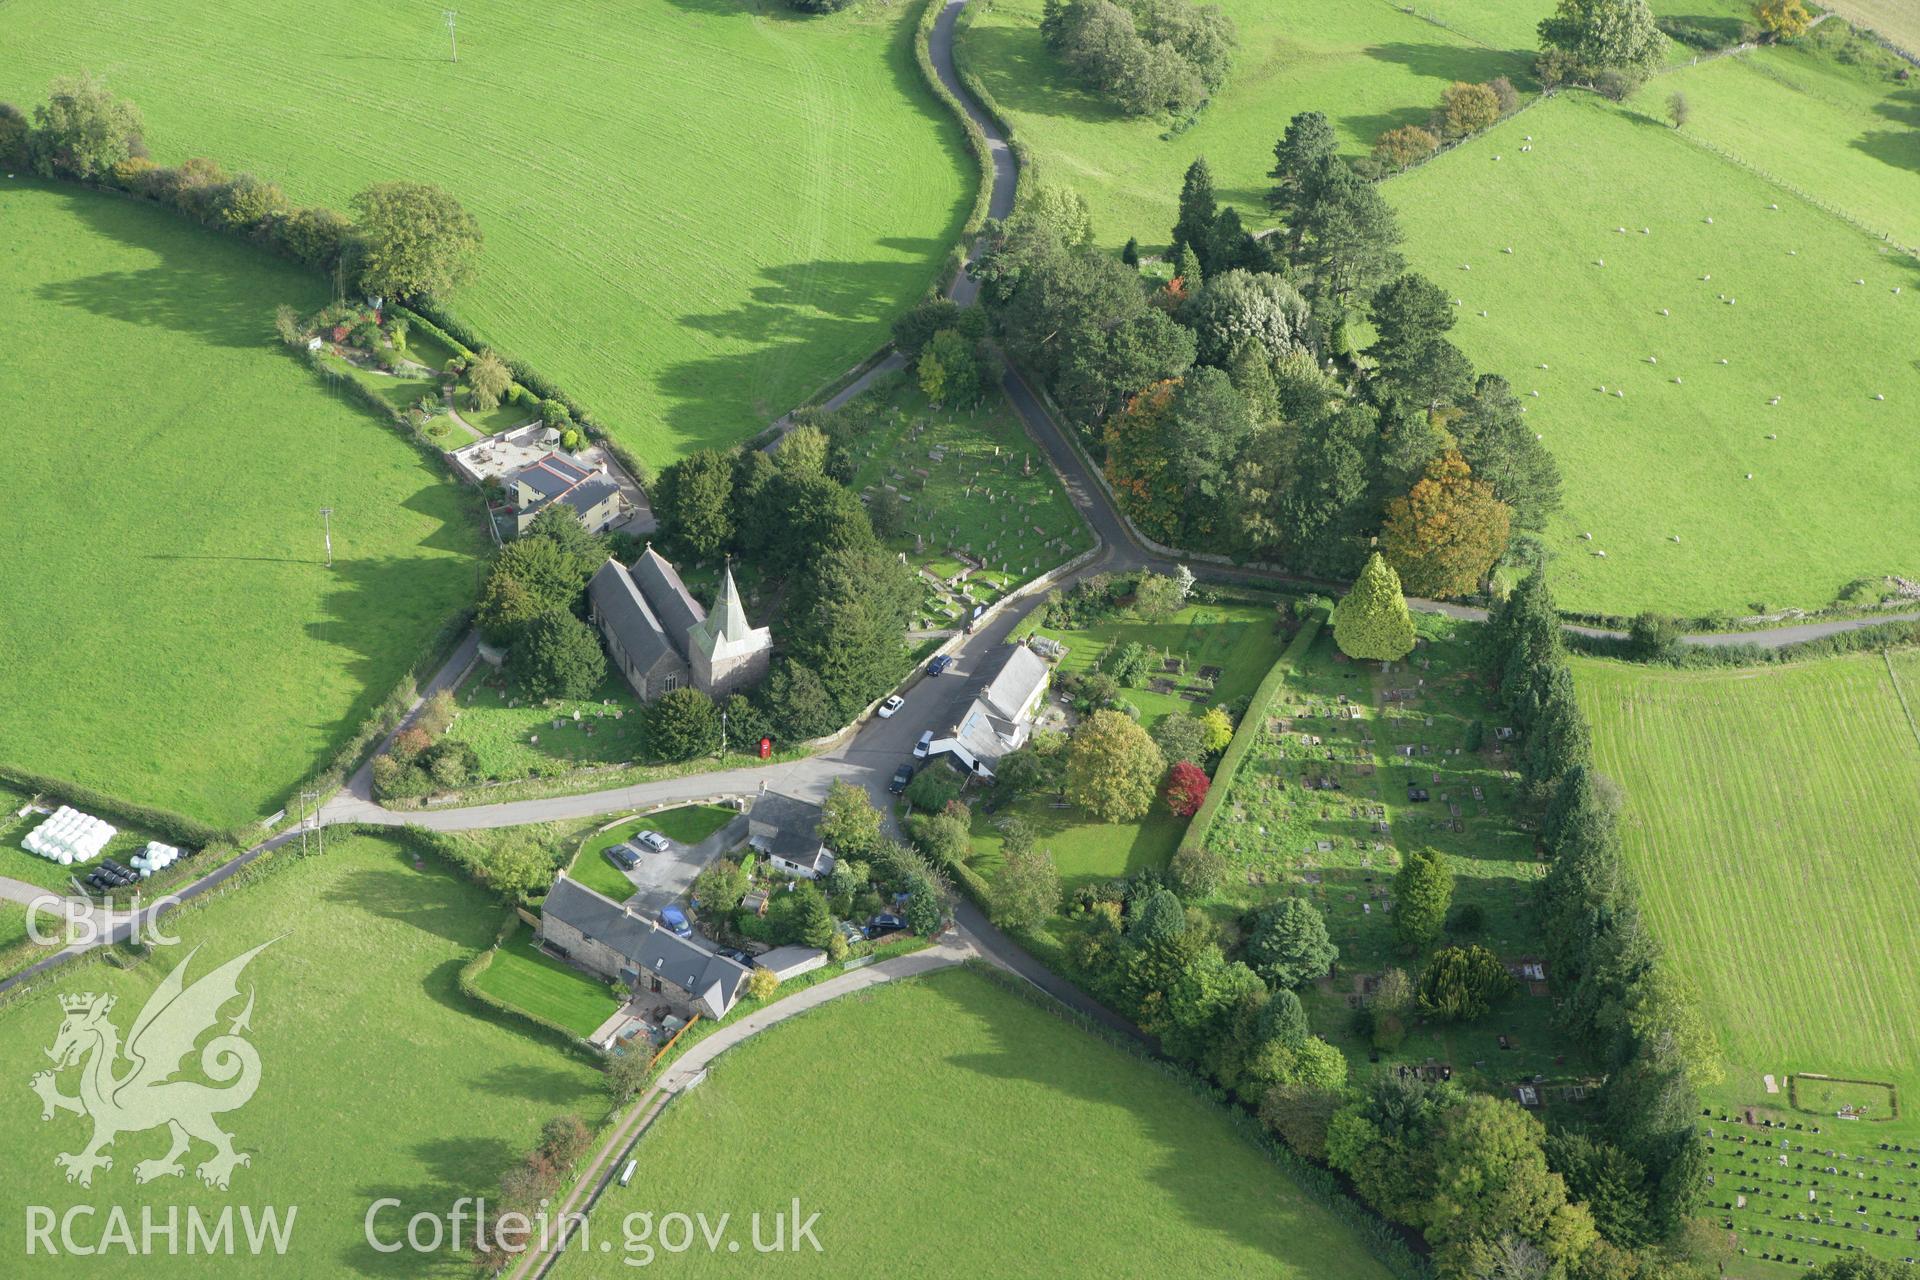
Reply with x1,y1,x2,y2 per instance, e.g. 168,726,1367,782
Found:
1163,760,1210,816
1065,710,1166,821
1381,451,1513,598
349,181,482,300
30,73,144,180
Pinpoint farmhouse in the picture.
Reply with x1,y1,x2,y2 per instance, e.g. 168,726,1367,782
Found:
745,790,836,879
923,642,1051,778
538,877,751,1019
588,548,772,701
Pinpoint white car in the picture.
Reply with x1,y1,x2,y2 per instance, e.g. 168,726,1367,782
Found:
634,830,671,853
877,695,905,719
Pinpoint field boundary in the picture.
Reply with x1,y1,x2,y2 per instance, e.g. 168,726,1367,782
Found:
1883,650,1920,753
1174,610,1326,862
1787,1072,1901,1120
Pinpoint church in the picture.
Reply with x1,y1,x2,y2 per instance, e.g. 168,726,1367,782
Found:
586,547,771,701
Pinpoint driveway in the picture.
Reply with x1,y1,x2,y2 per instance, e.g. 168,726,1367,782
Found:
606,813,746,920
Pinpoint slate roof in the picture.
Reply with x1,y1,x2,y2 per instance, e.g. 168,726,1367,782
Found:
979,643,1050,720
514,452,595,500
542,877,750,1017
560,476,620,519
746,791,833,872
631,546,704,644
589,558,675,675
932,643,1051,772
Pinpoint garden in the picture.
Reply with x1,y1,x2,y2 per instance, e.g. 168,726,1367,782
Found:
470,921,625,1039
0,181,488,828
552,966,1401,1280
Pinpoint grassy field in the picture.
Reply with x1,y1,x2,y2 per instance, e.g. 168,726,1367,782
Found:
1637,23,1920,250
553,966,1397,1279
840,374,1093,625
1197,614,1570,1087
1577,651,1920,1279
0,181,486,827
0,0,971,465
956,0,1532,250
0,834,610,1278
473,922,623,1038
1574,652,1920,1097
1390,94,1920,617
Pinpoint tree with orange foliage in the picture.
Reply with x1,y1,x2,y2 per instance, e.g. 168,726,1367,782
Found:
1102,380,1185,543
1380,451,1512,598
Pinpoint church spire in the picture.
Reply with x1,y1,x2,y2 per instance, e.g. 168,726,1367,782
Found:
710,557,750,641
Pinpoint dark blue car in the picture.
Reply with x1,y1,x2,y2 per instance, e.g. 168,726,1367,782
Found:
927,654,954,676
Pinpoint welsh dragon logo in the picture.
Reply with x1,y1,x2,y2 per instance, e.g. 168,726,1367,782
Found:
30,940,274,1190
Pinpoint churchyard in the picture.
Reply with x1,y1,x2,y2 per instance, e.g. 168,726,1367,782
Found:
1573,652,1920,1120
552,966,1399,1280
840,376,1092,628
1197,613,1576,1090
1392,93,1920,617
0,181,488,829
443,672,651,785
0,833,610,1278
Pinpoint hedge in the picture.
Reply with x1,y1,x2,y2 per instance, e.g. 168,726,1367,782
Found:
961,960,1432,1279
1173,609,1324,863
914,0,995,249
1566,618,1920,669
948,0,1037,213
0,763,232,848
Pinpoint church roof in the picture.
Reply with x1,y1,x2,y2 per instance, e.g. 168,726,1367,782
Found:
688,563,759,660
630,546,705,646
588,558,674,673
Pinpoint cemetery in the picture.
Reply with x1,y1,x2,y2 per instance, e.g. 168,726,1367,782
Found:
841,377,1093,629
1703,1104,1920,1273
1199,613,1584,1093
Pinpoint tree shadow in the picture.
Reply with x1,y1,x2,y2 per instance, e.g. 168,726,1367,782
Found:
1363,40,1532,88
956,18,1125,126
927,973,1370,1265
1851,90,1920,175
319,862,486,948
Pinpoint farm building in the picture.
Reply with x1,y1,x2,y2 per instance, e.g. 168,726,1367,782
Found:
745,790,836,880
588,548,771,702
923,642,1050,778
538,877,751,1020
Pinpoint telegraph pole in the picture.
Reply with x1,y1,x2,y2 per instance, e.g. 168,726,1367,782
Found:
320,507,334,568
444,9,458,63
720,708,728,760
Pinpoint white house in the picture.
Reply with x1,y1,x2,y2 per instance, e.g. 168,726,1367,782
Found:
923,642,1051,778
746,791,836,880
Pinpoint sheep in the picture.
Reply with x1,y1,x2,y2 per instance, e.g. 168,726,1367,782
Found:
1641,227,1651,234
1768,396,1781,405
1705,216,1714,224
1581,532,1593,541
1530,390,1540,397
1461,263,1471,270
1647,355,1658,364
1595,550,1608,558
1875,393,1886,401
1539,363,1550,370
1599,384,1608,392
1659,308,1670,316
1719,358,1730,365
1503,247,1514,254
1671,535,1682,542
1765,433,1777,440
1614,389,1625,398
1596,259,1605,267
1616,226,1627,234
1479,310,1488,317
1674,377,1683,384
1769,203,1779,210
1856,279,1867,285
1702,274,1711,281
1494,154,1503,161
1746,473,1754,480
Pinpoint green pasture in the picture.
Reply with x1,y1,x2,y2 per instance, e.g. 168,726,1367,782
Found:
553,966,1397,1279
1640,23,1920,250
0,0,971,465
1573,652,1920,1108
0,834,610,1278
1199,615,1569,1088
1391,94,1920,617
0,181,486,827
473,921,623,1038
956,0,1533,250
1822,0,1920,58
842,375,1092,623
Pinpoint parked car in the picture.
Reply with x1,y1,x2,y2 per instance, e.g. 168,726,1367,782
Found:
890,763,915,794
913,730,933,759
634,830,671,853
877,695,904,718
718,947,754,966
927,654,954,676
660,905,692,938
604,844,640,871
866,913,908,937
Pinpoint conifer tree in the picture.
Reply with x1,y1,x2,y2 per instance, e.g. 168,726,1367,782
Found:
1332,552,1417,661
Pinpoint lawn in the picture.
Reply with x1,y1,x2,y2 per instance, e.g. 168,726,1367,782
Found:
1572,652,1920,1098
839,373,1093,624
552,966,1398,1279
1389,93,1920,617
444,671,650,783
0,834,610,1278
1636,22,1920,250
955,0,1533,251
0,0,971,465
473,921,623,1038
0,181,487,827
567,806,742,904
1198,613,1571,1088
